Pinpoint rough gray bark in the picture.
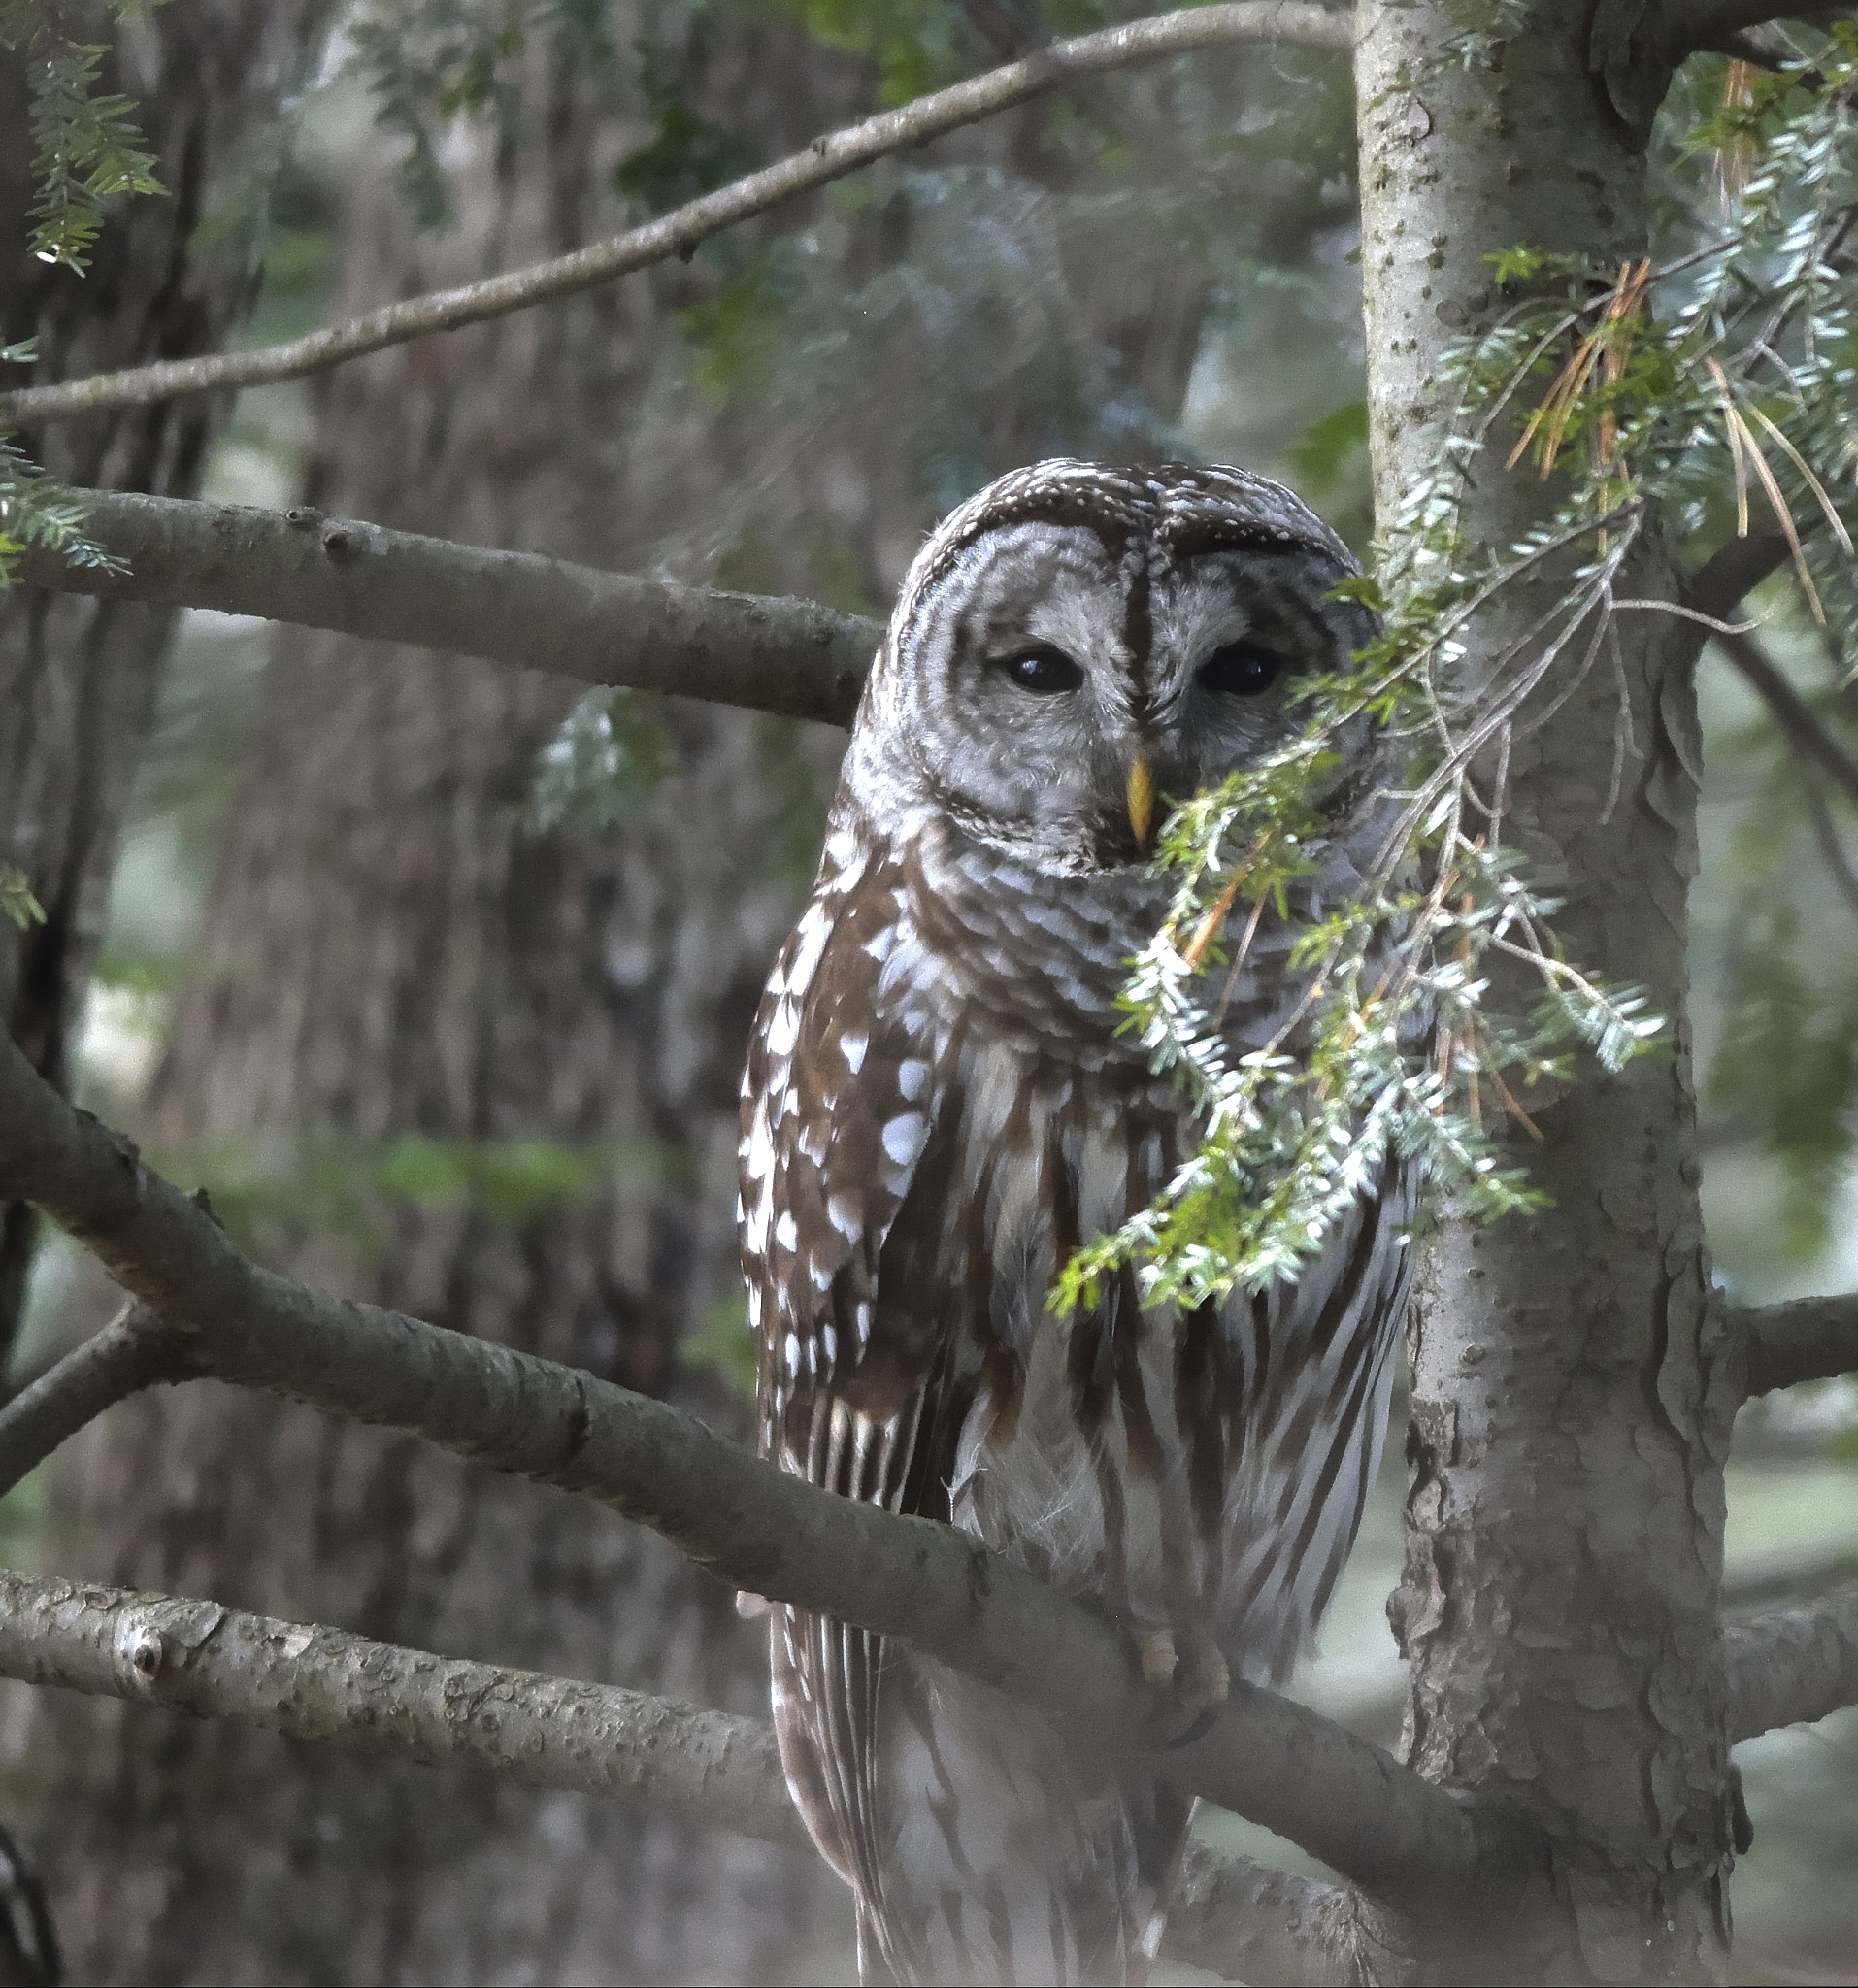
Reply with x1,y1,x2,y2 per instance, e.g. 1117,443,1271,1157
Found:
1356,5,1738,1978
0,0,338,1357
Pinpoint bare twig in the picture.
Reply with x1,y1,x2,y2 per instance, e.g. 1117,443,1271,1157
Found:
1711,625,1858,806
0,5,1351,433
0,1300,196,1495
1735,1293,1858,1395
7,489,881,728
1725,1585,1858,1740
0,1021,1507,1918
0,1563,1359,1982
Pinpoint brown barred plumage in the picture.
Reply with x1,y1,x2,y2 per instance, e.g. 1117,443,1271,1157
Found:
738,461,1414,1986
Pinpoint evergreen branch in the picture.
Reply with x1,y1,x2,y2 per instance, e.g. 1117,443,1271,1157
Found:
1725,1586,1858,1740
0,1560,1358,1982
5,486,881,726
0,4,1352,429
0,1015,1514,1921
0,0,167,272
1736,1292,1858,1393
0,440,124,586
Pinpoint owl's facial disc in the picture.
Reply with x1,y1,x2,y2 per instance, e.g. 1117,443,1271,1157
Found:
867,501,1374,878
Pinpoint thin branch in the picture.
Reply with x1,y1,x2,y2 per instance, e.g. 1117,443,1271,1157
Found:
1802,775,1858,918
1668,3,1857,62
1725,1585,1858,1740
0,1563,1358,1984
0,1299,197,1494
1734,1293,1858,1395
1710,625,1858,808
7,489,881,727
0,5,1351,433
0,1023,1508,1920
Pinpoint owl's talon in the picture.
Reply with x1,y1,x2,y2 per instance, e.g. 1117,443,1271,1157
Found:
1178,1644,1230,1716
1138,1627,1178,1687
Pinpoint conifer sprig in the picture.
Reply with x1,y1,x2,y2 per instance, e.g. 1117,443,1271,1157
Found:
1060,30,1858,1314
0,1,166,273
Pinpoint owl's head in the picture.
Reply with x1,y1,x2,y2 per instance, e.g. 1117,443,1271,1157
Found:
848,460,1377,877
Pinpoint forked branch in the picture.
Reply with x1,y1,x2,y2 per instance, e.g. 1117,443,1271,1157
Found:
0,1020,1503,1920
0,1299,195,1491
0,5,1350,432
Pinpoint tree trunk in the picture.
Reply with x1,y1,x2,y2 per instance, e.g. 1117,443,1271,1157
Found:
1355,7,1738,1979
0,0,338,1354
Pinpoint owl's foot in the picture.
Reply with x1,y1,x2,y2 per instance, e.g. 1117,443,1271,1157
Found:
1138,1627,1178,1687
1177,1629,1230,1715
1136,1625,1230,1715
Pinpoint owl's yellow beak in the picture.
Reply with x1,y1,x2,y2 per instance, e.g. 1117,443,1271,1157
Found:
1126,756,1155,854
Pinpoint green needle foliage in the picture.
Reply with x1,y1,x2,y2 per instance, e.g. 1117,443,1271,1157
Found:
0,418,125,586
0,4,168,594
1060,28,1858,1313
0,862,46,930
0,0,166,273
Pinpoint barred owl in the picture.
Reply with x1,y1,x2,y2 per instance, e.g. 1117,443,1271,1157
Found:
739,460,1413,1986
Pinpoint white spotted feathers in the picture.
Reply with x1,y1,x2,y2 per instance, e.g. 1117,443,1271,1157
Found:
737,461,1413,1987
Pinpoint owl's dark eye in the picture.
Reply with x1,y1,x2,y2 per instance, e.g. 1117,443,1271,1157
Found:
1198,642,1283,697
992,645,1084,695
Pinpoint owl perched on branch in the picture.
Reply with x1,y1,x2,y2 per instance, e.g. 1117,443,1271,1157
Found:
739,460,1413,1986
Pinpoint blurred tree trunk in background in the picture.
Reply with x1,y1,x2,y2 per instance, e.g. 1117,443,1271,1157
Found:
0,0,338,1358
9,7,1277,1978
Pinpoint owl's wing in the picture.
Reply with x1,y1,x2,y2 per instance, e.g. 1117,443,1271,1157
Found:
740,835,957,1471
739,834,970,1943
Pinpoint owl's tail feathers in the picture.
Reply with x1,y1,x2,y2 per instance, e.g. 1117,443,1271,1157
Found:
859,1658,1192,1987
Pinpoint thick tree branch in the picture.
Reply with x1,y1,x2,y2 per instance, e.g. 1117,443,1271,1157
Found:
0,1022,1508,1920
1679,532,1793,641
0,1566,805,1847
1710,626,1858,808
1725,1586,1858,1740
1167,1843,1404,1986
0,1300,196,1492
10,490,880,727
0,1563,1360,1984
1734,1294,1858,1395
0,5,1350,432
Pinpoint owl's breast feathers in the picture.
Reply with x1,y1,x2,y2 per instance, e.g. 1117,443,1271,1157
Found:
740,797,1411,1673
740,795,1411,1985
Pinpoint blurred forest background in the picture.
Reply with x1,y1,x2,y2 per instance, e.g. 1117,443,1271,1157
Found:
1,3,1854,1982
